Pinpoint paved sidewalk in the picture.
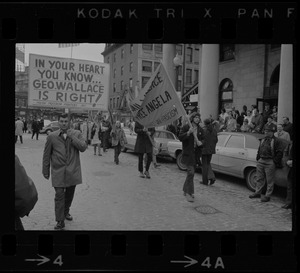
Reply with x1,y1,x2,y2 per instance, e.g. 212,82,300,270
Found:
15,133,292,231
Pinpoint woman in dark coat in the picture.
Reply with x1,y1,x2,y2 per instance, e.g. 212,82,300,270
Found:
134,121,155,178
201,118,218,185
178,112,204,202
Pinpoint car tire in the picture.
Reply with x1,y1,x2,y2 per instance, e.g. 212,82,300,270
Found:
121,146,127,152
45,129,52,135
245,168,257,192
176,152,187,171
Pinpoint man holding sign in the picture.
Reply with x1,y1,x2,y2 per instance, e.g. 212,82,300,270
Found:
134,122,155,178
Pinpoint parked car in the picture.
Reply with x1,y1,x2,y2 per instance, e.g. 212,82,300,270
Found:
168,132,290,191
122,127,180,159
40,121,60,134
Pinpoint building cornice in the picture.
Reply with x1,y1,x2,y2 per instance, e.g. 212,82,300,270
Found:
101,43,124,57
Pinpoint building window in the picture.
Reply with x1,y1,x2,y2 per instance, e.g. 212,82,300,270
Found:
177,80,182,92
113,97,116,108
117,97,119,108
154,62,160,71
194,49,199,64
142,60,152,72
113,83,116,93
130,44,133,54
186,47,193,62
142,77,150,88
219,78,233,111
113,53,116,62
121,48,124,59
194,70,199,83
154,44,163,52
186,69,192,84
121,66,124,76
107,57,110,63
178,65,182,76
121,81,124,91
113,69,116,78
129,78,133,88
176,44,183,55
110,98,113,108
142,44,153,51
220,44,235,62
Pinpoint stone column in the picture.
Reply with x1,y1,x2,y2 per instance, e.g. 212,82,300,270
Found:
199,44,219,120
277,45,293,123
162,44,176,90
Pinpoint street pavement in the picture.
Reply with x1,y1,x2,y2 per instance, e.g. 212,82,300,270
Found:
15,133,292,231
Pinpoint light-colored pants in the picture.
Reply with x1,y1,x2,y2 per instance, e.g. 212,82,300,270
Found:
255,158,275,197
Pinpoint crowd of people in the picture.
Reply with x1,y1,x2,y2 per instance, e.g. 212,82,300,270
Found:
15,104,293,230
15,117,45,143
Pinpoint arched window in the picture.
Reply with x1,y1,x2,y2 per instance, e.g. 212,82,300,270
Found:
219,78,233,112
270,65,280,86
265,65,279,99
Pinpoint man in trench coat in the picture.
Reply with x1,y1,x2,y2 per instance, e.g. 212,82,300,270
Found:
42,113,87,230
134,121,155,178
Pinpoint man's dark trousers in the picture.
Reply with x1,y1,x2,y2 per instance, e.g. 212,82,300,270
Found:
54,186,76,221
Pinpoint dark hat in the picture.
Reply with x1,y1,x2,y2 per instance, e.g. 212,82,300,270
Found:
189,112,200,122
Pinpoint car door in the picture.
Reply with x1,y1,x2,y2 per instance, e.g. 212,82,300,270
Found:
211,133,230,171
217,134,247,177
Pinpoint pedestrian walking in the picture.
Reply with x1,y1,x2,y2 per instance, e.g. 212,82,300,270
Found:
110,120,127,164
90,115,102,156
15,154,38,230
42,113,87,230
15,117,24,144
178,112,204,202
100,116,112,152
80,118,90,146
200,118,218,186
31,118,40,140
249,124,284,202
282,143,293,209
23,118,27,133
144,136,161,168
134,121,155,178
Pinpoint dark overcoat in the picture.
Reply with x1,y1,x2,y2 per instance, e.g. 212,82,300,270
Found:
134,122,155,153
201,125,218,155
42,129,87,187
178,124,204,166
15,155,38,218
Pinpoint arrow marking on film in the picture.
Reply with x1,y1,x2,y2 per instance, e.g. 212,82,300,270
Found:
170,255,198,268
25,254,50,266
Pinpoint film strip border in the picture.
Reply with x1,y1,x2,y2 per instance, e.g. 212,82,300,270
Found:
0,3,297,42
0,232,296,270
0,1,297,272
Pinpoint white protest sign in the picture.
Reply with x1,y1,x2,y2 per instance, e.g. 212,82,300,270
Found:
28,54,110,110
129,63,186,128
